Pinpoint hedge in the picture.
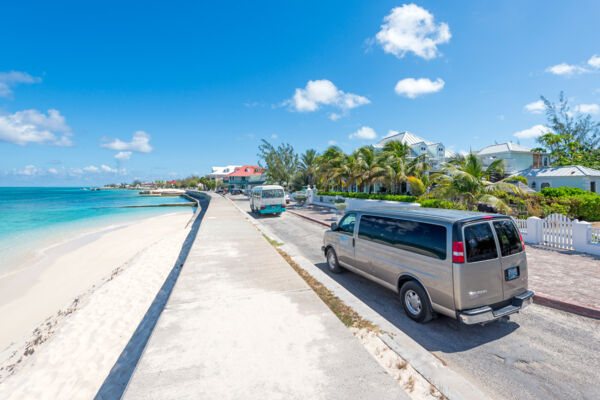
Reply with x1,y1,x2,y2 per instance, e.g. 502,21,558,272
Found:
316,191,417,203
418,198,467,210
541,187,589,197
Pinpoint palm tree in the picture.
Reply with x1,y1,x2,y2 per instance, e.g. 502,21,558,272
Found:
380,141,429,195
299,149,318,186
315,146,345,191
353,146,385,193
431,152,524,212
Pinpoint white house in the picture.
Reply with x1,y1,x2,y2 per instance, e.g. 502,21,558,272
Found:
511,165,600,193
477,142,549,174
207,165,242,180
373,131,455,170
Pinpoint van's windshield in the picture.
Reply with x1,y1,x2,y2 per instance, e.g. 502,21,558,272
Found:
262,189,284,198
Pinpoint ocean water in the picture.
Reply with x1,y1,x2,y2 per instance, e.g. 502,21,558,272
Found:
0,187,193,274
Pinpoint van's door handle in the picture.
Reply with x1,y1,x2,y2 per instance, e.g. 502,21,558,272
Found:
352,238,355,247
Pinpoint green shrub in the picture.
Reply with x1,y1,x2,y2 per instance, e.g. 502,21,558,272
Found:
541,187,589,197
418,198,466,210
315,191,417,203
508,176,528,185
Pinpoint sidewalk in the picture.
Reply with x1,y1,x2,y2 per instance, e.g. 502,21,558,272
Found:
289,205,600,316
122,194,408,400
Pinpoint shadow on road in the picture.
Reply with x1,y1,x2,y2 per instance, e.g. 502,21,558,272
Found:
94,196,210,400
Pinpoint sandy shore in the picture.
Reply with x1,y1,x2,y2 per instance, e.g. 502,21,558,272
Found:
0,210,193,398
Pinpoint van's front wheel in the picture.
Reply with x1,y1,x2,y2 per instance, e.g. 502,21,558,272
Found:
400,281,433,323
326,248,343,274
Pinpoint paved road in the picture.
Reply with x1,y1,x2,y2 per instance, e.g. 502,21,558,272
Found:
122,194,408,400
232,197,600,400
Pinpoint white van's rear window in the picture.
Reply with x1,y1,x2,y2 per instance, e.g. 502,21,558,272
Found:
262,189,284,198
464,223,498,262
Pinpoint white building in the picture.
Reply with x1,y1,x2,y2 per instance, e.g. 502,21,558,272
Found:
511,165,600,193
207,165,241,180
373,131,455,170
477,142,549,174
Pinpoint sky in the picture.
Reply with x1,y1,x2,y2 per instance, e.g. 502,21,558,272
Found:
1,0,599,186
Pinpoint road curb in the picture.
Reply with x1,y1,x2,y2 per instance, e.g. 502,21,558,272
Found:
533,293,600,319
289,208,600,322
287,209,331,227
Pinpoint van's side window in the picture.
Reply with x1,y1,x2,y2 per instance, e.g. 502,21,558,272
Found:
493,220,523,256
464,223,498,262
358,215,446,260
337,213,356,235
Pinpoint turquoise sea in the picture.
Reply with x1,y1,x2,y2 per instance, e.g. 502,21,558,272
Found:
0,187,193,274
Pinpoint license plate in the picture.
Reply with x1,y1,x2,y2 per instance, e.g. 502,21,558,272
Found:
505,266,520,281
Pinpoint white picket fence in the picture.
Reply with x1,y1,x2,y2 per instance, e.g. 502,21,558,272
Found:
514,214,600,256
590,227,600,245
541,214,575,250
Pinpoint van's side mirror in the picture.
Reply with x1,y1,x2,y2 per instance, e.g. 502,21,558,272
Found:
330,222,338,231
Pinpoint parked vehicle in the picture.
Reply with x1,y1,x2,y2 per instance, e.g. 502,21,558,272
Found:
322,207,533,324
285,193,290,204
250,185,287,216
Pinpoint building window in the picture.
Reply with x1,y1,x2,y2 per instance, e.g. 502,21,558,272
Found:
592,182,597,193
531,182,536,189
439,147,443,152
541,182,550,189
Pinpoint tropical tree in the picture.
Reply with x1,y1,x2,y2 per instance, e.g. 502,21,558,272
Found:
431,152,523,212
315,146,345,190
257,139,299,189
379,141,429,196
299,149,318,186
533,92,600,168
352,146,385,194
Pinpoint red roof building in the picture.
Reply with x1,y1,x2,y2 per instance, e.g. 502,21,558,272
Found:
223,165,266,190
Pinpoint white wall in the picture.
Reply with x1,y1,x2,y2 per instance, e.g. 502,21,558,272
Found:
528,176,598,192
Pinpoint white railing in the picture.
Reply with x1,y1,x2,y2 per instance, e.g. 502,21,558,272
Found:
590,227,600,245
514,218,527,234
542,214,575,250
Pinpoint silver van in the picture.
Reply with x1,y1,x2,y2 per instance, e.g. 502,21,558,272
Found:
321,207,533,324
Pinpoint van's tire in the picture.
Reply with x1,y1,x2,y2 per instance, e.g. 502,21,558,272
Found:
326,248,343,274
400,281,433,323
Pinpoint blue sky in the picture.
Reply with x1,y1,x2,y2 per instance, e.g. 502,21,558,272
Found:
1,0,599,186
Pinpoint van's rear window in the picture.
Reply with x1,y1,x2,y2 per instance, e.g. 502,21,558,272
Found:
493,220,523,256
358,215,446,260
262,189,284,198
464,223,498,262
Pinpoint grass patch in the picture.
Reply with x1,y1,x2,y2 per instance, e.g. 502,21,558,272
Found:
262,233,283,247
266,237,377,331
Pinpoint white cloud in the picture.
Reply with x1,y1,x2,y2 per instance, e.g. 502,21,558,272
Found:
524,100,546,114
101,130,152,153
0,71,41,98
545,63,587,76
349,126,377,140
575,103,600,114
375,4,451,60
83,165,99,172
48,168,58,174
101,164,117,173
394,78,444,98
16,165,38,176
328,140,337,146
287,79,369,117
588,55,600,69
514,124,550,139
114,151,132,160
329,113,341,121
0,109,73,146
270,134,278,139
384,130,399,139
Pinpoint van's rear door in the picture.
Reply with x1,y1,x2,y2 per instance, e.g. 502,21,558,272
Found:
492,219,528,300
454,222,504,310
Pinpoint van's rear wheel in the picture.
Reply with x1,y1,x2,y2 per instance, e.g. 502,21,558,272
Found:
400,281,432,323
326,248,343,274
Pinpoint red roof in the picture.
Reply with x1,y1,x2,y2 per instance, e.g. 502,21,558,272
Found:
226,165,265,177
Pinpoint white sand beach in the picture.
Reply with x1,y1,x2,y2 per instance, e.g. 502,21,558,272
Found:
0,210,193,399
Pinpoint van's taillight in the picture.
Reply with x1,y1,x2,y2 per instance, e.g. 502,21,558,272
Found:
519,232,526,250
260,206,266,210
452,241,465,263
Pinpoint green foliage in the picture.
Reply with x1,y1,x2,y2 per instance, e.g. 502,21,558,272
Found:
257,139,299,189
418,198,467,210
540,187,588,197
509,176,528,185
535,92,600,169
316,191,417,203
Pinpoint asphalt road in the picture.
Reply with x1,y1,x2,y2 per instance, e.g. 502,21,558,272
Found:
232,197,600,400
